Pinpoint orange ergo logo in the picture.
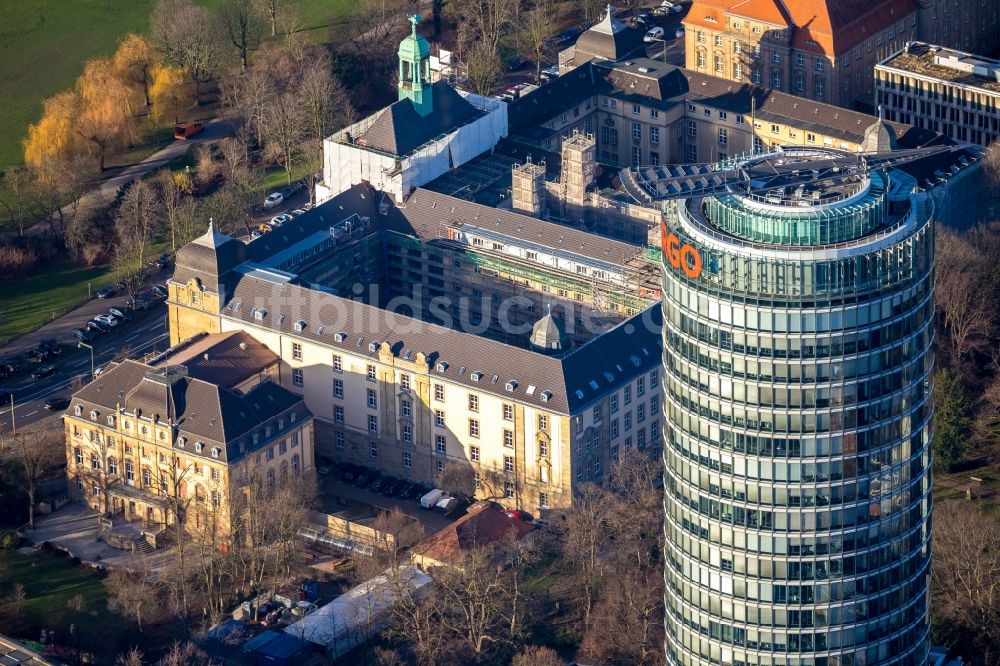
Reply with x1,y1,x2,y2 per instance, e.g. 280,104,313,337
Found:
661,221,702,279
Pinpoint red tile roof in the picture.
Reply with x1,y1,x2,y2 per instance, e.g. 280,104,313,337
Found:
412,502,534,566
684,0,917,55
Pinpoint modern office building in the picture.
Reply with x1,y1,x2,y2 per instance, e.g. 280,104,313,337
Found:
624,148,952,666
876,41,1000,148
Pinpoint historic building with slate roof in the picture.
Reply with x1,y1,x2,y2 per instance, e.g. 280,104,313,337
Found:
64,355,312,543
167,176,664,515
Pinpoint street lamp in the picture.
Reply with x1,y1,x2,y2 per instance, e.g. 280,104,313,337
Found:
78,341,94,380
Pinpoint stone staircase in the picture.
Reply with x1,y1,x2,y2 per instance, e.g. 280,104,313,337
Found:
132,535,155,554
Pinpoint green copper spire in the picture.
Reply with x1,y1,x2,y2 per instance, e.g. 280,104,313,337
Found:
397,14,433,117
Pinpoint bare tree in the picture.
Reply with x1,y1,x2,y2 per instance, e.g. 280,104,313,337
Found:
221,0,264,69
151,0,227,104
578,567,663,665
113,180,158,303
464,43,505,96
106,563,160,632
154,169,198,252
448,0,515,56
521,0,555,84
1,167,32,237
347,0,409,78
512,645,565,666
116,647,145,666
262,0,282,37
935,224,993,368
558,484,609,628
932,500,1000,665
5,425,64,529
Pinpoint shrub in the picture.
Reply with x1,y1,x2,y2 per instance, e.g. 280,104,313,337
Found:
0,244,39,281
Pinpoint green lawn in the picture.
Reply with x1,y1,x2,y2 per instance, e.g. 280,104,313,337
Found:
0,548,118,644
0,261,114,346
0,0,356,171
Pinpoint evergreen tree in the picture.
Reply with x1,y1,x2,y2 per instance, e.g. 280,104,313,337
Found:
932,368,972,471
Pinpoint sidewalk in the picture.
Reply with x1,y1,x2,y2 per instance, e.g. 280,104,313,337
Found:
4,115,239,242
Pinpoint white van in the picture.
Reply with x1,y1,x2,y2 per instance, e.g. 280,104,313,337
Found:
420,488,447,509
644,27,665,43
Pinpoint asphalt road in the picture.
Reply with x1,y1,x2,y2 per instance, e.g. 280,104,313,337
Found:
0,308,170,435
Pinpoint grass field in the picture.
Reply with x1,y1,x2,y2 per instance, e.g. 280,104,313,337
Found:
0,261,114,346
0,0,355,171
0,548,111,633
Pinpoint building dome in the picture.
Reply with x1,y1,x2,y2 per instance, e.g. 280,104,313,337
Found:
574,4,645,62
529,308,568,353
860,108,898,153
398,14,430,61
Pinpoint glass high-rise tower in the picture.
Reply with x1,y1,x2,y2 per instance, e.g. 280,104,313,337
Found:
658,149,934,666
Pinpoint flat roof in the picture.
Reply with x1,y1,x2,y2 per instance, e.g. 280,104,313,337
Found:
879,42,1000,93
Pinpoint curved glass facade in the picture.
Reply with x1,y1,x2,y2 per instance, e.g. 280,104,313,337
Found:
661,155,934,666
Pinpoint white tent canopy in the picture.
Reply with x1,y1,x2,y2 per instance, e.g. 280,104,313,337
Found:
284,565,432,659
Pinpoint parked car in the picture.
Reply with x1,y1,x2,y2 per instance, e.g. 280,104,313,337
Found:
71,328,95,342
269,213,293,227
675,27,684,38
150,285,168,298
44,396,70,411
355,469,381,488
339,462,363,482
504,509,533,521
644,26,665,42
31,365,56,380
0,360,21,377
368,476,391,493
250,229,262,240
264,192,284,208
94,314,119,328
93,363,109,377
497,92,515,102
290,209,306,217
384,478,408,497
24,348,50,362
128,295,153,310
109,307,132,321
39,340,62,356
97,286,116,299
86,320,110,334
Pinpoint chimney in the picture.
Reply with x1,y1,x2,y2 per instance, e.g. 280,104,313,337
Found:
239,342,247,350
203,353,210,360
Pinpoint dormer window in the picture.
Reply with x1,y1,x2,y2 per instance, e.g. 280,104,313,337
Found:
74,405,83,416
293,320,306,332
211,447,221,459
334,331,348,342
290,412,297,423
471,371,483,382
178,437,186,448
368,340,380,352
505,380,518,392
435,362,448,372
277,418,284,430
253,308,268,321
89,410,99,421
195,441,204,453
252,434,260,445
106,415,115,426
540,391,553,403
